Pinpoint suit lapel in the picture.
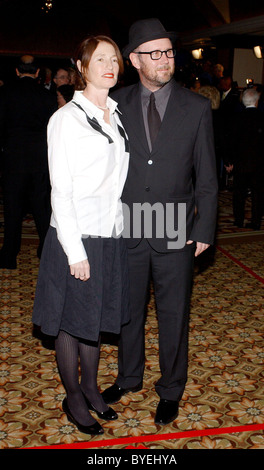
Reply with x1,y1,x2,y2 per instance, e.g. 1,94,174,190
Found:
119,83,150,157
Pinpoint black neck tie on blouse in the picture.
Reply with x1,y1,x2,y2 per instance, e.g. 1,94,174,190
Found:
72,101,129,151
147,92,161,147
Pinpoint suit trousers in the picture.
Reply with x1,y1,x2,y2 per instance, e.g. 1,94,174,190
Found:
233,171,263,226
117,238,195,401
0,171,51,264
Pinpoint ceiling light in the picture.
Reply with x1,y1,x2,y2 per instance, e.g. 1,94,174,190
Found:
192,48,203,60
42,0,53,13
253,46,263,59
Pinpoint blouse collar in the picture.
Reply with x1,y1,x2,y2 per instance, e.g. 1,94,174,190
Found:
72,90,119,118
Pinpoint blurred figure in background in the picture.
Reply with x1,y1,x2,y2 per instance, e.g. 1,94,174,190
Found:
0,54,57,268
212,63,224,87
68,67,76,86
228,87,264,230
217,74,240,189
56,84,74,108
198,85,222,183
53,67,69,88
189,77,201,93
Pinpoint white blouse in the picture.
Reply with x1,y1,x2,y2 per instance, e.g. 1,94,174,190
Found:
48,90,129,265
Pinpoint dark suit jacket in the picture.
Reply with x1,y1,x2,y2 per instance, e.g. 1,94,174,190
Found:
219,88,241,116
229,107,264,174
0,76,57,174
112,80,218,252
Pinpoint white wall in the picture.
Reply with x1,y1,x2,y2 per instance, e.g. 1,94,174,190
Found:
232,48,263,87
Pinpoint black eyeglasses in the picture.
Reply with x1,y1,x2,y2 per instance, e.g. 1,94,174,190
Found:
134,48,176,60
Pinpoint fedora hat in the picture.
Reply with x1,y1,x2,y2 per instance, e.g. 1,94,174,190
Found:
123,18,177,58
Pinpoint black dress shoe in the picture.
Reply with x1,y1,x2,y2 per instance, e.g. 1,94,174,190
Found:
101,382,142,404
82,393,118,420
233,221,244,228
245,222,261,230
0,253,17,269
155,399,179,425
62,398,104,435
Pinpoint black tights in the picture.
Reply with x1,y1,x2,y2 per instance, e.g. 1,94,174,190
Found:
55,330,108,426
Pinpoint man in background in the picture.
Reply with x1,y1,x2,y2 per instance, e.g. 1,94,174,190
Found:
53,68,69,88
0,54,57,268
228,87,264,230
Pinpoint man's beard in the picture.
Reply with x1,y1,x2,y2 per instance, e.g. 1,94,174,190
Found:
140,62,175,88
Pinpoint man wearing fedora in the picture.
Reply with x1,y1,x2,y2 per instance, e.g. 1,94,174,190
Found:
102,18,218,425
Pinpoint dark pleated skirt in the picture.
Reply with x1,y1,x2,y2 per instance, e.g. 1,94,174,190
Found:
32,226,130,341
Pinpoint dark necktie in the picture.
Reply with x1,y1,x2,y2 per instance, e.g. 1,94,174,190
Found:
147,92,161,146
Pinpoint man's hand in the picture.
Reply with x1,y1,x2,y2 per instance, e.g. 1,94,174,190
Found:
225,164,233,173
186,240,210,257
70,259,90,281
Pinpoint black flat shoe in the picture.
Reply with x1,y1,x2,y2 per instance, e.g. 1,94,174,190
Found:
62,398,104,435
155,399,179,425
101,382,142,404
82,393,118,420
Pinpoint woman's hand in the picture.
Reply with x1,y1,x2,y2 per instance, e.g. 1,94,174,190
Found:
70,259,90,281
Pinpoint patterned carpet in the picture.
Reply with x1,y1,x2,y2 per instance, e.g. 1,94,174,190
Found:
0,190,264,450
